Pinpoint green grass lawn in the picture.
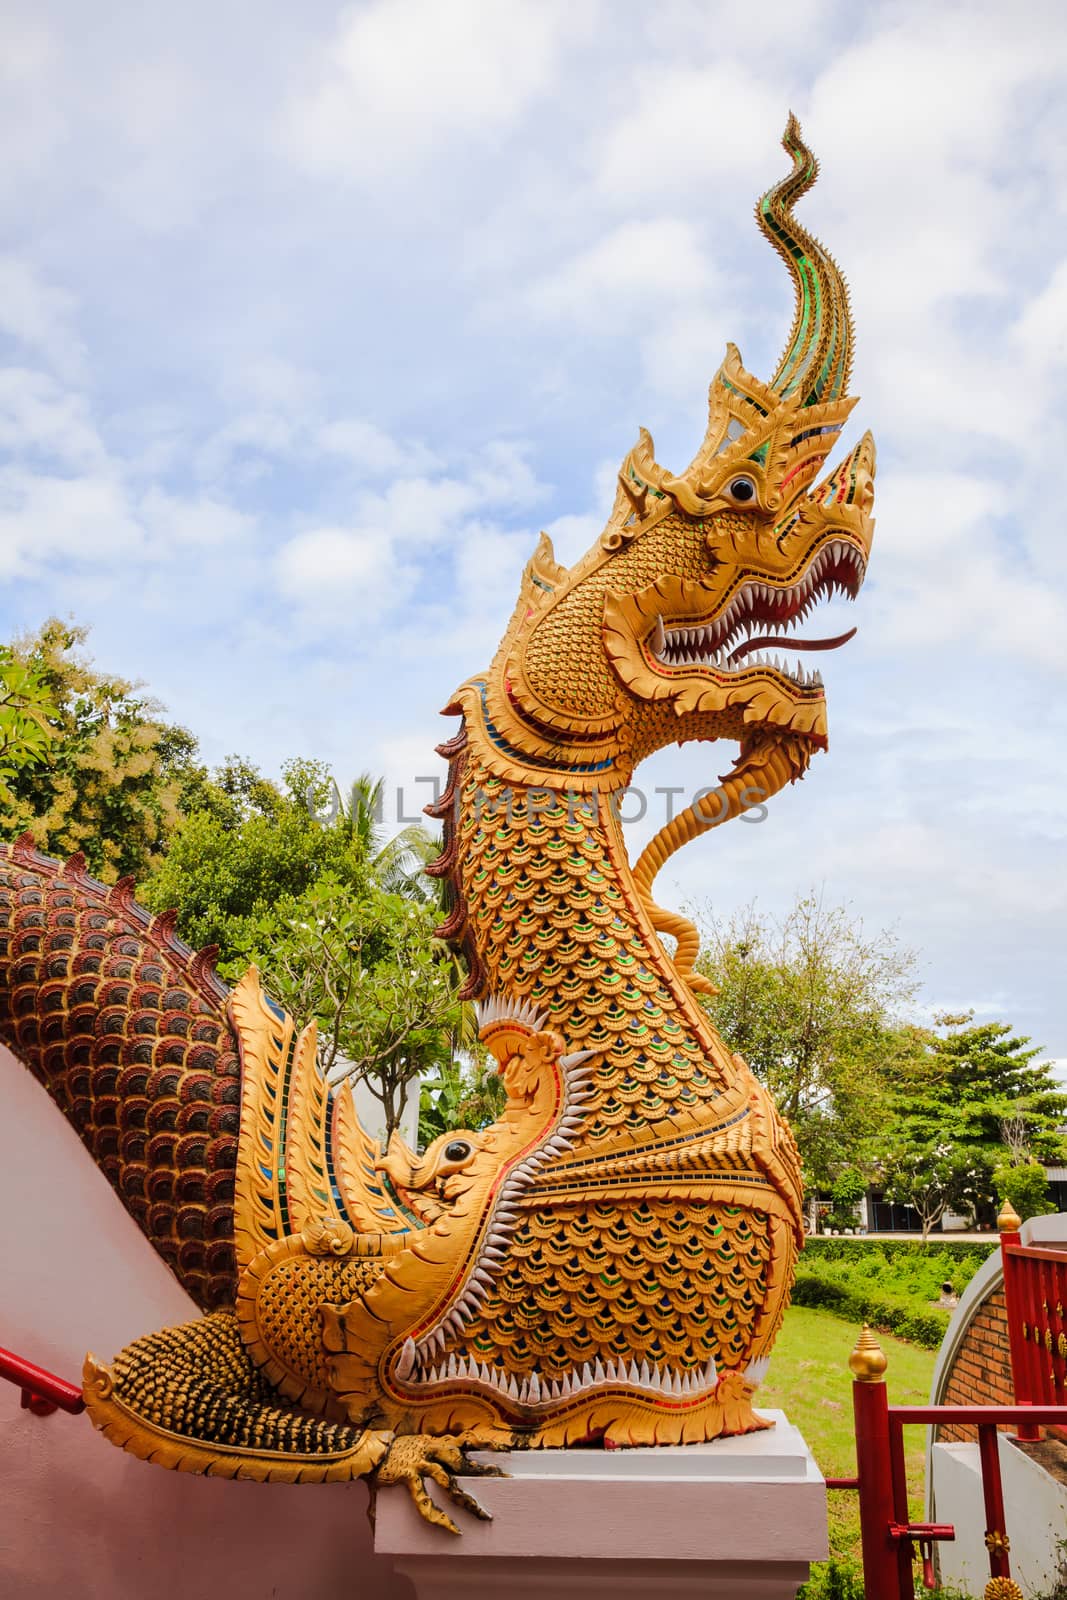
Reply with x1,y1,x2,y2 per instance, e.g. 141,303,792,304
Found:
759,1304,937,1564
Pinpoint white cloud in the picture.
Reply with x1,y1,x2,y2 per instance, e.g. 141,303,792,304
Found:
528,220,715,323
317,418,435,476
1015,259,1067,371
284,0,589,182
0,367,103,466
138,487,254,549
0,256,84,380
591,65,787,208
274,525,412,621
0,468,142,576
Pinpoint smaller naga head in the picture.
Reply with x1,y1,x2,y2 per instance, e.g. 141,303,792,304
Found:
323,1002,597,1427
376,1128,487,1216
481,117,875,813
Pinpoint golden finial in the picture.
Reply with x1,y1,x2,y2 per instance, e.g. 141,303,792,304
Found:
984,1577,1024,1600
997,1198,1022,1233
848,1324,888,1383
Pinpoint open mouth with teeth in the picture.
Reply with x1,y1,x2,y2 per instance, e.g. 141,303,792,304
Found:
648,537,866,693
397,1346,722,1411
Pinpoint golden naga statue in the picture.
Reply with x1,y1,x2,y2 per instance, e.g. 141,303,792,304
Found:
0,117,875,1531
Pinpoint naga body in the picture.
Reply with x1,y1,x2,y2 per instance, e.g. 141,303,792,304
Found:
0,120,875,1529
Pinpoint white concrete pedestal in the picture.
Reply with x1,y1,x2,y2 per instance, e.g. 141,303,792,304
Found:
374,1411,828,1600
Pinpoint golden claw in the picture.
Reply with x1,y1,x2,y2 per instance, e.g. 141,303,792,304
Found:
373,1434,505,1535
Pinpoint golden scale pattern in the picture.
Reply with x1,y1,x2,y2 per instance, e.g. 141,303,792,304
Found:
432,746,791,1386
461,1200,771,1378
251,1255,384,1395
456,757,728,1139
519,508,747,724
108,1312,361,1458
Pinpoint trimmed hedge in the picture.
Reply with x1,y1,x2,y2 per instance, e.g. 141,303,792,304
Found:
803,1237,995,1273
792,1237,998,1350
791,1270,949,1348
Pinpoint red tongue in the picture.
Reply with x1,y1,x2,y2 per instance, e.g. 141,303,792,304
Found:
729,626,856,664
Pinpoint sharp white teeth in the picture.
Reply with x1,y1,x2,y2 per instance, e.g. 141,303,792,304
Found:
745,1356,771,1388
397,1338,416,1379
704,1358,717,1385
594,1359,606,1383
581,1362,594,1386
447,1354,458,1379
527,1372,541,1403
559,1373,572,1397
507,1374,520,1400
652,615,666,657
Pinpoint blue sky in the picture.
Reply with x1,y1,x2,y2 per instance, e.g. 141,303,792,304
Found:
1,0,1066,1064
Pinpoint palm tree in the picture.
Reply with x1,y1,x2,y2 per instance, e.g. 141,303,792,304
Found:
341,772,439,900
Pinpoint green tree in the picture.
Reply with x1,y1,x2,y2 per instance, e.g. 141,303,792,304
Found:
881,1138,985,1243
145,757,463,1140
140,758,370,958
0,618,201,880
0,644,60,798
419,1054,507,1146
338,772,440,901
695,893,920,1190
878,1013,1067,1238
994,1159,1056,1222
221,877,462,1140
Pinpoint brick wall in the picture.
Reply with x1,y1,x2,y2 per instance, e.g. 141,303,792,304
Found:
935,1285,1014,1443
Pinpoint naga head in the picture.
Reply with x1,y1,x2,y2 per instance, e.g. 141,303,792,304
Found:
468,117,874,822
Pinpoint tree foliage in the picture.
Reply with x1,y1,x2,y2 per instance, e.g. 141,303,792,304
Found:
994,1159,1056,1222
140,758,370,958
221,877,463,1140
0,643,59,799
0,618,201,880
878,1014,1067,1238
696,893,920,1190
143,755,463,1140
419,1054,507,1146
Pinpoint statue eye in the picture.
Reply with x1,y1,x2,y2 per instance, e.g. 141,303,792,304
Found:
444,1140,472,1163
724,475,758,505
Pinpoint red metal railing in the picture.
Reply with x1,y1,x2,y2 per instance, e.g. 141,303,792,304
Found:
0,1345,86,1417
1001,1216,1067,1441
837,1324,1067,1599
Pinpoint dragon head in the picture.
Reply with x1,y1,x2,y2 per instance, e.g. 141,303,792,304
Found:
468,117,874,823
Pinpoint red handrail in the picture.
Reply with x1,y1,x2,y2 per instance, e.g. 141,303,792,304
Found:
0,1344,86,1416
1000,1219,1067,1440
846,1345,1067,1600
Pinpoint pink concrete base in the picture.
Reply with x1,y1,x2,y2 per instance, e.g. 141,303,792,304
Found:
391,1555,813,1599
376,1414,827,1600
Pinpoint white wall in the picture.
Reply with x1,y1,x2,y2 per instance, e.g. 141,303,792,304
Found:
0,1044,408,1600
932,1435,1067,1597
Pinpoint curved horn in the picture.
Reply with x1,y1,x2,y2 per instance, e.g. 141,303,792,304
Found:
758,113,853,406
